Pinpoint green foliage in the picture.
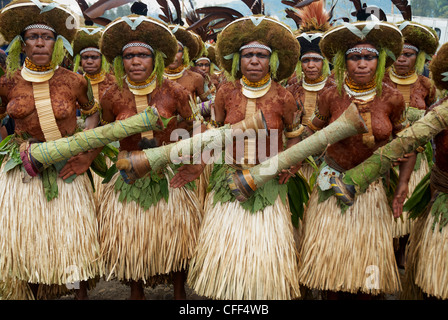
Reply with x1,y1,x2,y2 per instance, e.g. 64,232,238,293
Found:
415,51,427,75
269,50,279,80
0,135,22,172
113,163,195,210
42,165,59,201
333,51,346,95
207,162,289,214
412,0,448,18
113,56,125,88
430,192,448,231
153,50,166,87
182,46,190,66
404,171,431,220
50,37,65,69
230,52,240,82
73,54,81,73
375,49,387,96
287,173,310,227
5,36,22,78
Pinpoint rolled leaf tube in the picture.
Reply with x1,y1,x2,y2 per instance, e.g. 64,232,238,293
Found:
116,109,268,184
21,107,166,176
227,103,369,202
339,100,448,197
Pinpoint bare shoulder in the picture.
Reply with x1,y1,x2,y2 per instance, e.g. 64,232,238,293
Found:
381,82,404,106
55,67,85,83
160,78,190,97
418,75,434,90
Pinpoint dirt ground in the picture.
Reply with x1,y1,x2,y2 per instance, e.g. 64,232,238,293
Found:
56,276,401,300
57,278,208,300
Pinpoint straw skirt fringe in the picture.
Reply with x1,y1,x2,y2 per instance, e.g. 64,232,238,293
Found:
400,211,426,300
298,180,401,295
403,208,448,300
92,158,113,209
299,162,315,182
393,156,429,238
195,164,213,210
187,191,302,300
0,165,102,287
97,172,203,283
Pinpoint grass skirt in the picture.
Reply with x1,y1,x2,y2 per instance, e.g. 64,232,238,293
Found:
195,164,213,210
92,158,113,210
0,164,102,290
298,180,401,295
402,207,448,300
393,156,429,238
187,191,301,300
299,162,315,182
97,172,203,283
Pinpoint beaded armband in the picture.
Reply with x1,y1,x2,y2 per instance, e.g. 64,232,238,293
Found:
314,109,330,122
393,111,408,129
80,100,100,117
209,119,223,128
185,113,198,122
100,117,110,126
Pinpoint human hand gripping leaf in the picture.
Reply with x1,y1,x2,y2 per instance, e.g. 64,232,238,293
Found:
170,163,205,189
58,151,96,180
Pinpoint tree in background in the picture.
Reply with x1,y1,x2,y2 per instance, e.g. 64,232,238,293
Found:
412,0,448,18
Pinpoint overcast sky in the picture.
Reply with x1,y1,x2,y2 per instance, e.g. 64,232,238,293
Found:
55,0,236,15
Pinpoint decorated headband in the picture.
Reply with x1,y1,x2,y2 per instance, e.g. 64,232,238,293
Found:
403,44,419,53
239,43,272,53
122,42,154,53
80,47,101,55
345,47,379,56
196,57,210,63
301,53,324,60
24,23,56,33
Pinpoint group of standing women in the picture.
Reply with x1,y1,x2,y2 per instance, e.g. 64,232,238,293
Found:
0,0,447,301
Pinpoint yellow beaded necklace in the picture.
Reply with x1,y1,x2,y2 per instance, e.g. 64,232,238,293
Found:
344,75,376,93
164,64,186,75
391,65,416,79
24,57,53,72
85,71,106,85
241,73,271,88
126,72,156,89
304,73,326,85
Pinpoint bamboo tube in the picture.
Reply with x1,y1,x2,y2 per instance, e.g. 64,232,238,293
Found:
227,102,369,202
20,107,167,177
116,109,267,184
332,100,448,205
